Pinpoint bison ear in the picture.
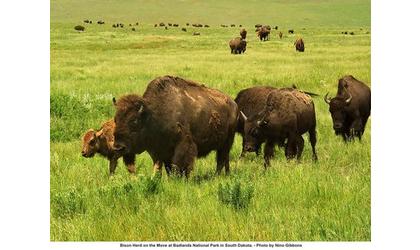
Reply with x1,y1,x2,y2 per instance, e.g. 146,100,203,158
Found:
112,97,117,106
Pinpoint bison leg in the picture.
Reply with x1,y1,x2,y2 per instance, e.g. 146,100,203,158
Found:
123,153,136,174
109,158,118,175
296,135,305,160
309,127,318,161
285,133,298,160
172,135,197,178
164,161,172,176
263,140,275,169
216,132,235,175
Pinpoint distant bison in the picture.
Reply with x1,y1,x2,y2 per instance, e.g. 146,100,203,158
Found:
82,120,136,175
74,25,85,32
112,76,238,177
257,26,270,41
204,24,209,28
173,24,179,27
168,23,173,26
229,37,247,54
84,20,90,24
274,26,278,30
154,24,157,27
240,28,247,39
279,31,283,39
242,88,318,167
186,23,190,26
97,20,105,24
193,32,200,35
159,22,165,27
255,24,262,28
231,24,235,27
131,28,135,31
324,75,371,141
181,28,187,32
288,29,294,34
294,38,304,52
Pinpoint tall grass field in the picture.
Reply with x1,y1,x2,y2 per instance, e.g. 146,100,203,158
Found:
50,0,371,241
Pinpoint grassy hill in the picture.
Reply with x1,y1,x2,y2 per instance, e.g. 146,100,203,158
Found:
50,0,371,241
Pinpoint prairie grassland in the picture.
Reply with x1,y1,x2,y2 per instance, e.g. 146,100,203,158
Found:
50,0,371,241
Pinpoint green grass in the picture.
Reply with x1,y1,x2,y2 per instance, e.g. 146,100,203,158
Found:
50,0,371,241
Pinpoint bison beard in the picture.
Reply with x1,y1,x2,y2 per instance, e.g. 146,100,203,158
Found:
113,76,238,177
324,75,371,141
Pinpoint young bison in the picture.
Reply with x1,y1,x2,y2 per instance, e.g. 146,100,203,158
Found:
81,119,136,175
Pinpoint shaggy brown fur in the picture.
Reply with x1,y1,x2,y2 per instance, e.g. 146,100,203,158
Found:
113,76,238,177
81,120,136,175
294,38,304,52
229,37,247,54
243,88,318,167
234,86,277,157
324,75,371,141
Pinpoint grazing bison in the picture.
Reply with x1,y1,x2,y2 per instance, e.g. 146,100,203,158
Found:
84,19,90,24
274,26,278,30
229,37,247,54
168,23,173,26
81,120,136,175
173,24,179,27
242,88,318,167
324,75,371,141
193,32,200,35
240,28,247,39
131,28,136,31
349,31,355,35
181,28,187,32
112,76,238,177
136,22,139,26
159,22,165,27
204,24,209,28
165,26,168,30
154,24,157,27
257,26,270,41
234,86,277,157
97,20,105,24
231,24,235,27
294,38,304,52
255,24,262,28
279,31,283,39
186,23,190,26
288,29,294,34
74,25,85,32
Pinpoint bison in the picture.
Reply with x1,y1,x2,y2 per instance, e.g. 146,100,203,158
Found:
173,24,179,27
159,22,165,27
288,29,294,34
193,32,200,35
241,88,318,168
234,86,277,157
240,28,247,39
81,120,136,175
74,25,85,32
112,76,238,177
294,38,304,52
97,20,105,24
229,37,247,54
279,31,283,39
257,26,270,41
324,75,371,141
181,28,187,32
255,24,262,28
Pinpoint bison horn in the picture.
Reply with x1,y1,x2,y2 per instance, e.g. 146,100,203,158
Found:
138,105,144,114
343,87,352,104
324,93,331,104
240,111,248,121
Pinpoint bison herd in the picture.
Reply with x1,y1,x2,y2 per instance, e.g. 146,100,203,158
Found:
82,75,371,177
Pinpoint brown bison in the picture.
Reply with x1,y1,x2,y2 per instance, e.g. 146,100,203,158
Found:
288,29,294,34
242,88,318,168
97,20,105,24
240,28,247,39
204,24,209,28
81,120,136,175
181,28,187,32
324,75,371,141
159,22,165,27
193,32,200,35
255,24,262,28
257,26,270,41
234,86,277,157
74,25,85,32
294,38,304,52
112,76,238,177
229,37,247,54
173,24,179,27
279,31,283,39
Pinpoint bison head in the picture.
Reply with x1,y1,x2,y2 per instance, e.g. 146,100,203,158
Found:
81,129,102,157
112,95,147,155
324,92,352,133
241,111,266,152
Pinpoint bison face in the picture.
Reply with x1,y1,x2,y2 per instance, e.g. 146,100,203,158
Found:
81,129,99,157
243,116,265,152
113,95,147,155
325,97,351,133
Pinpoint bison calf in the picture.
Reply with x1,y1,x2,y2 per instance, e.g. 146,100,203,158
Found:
81,119,136,175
